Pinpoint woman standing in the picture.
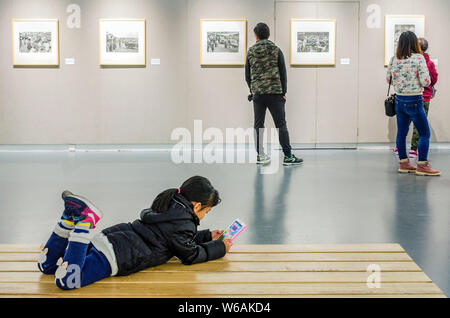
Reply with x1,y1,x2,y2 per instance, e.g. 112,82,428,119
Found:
386,31,440,176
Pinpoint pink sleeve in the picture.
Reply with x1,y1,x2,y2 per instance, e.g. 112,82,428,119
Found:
428,61,438,86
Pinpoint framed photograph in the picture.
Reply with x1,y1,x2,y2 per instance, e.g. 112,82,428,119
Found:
99,19,146,66
290,19,336,66
385,15,425,66
200,19,247,66
12,19,59,66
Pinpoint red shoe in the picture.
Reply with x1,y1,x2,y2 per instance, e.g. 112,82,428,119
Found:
398,159,416,174
416,161,441,177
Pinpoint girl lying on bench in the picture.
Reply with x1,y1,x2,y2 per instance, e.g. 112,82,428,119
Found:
37,176,232,290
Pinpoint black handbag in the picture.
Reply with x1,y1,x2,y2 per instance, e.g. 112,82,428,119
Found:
385,75,396,117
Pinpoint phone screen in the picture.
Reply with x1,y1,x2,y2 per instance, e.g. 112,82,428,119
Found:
219,220,245,241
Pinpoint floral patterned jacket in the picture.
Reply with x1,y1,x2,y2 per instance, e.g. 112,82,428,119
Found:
386,53,431,96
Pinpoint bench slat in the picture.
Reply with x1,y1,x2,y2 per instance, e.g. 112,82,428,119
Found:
0,282,442,296
0,245,41,253
0,293,446,298
0,252,413,262
0,271,432,284
231,244,405,253
0,261,422,272
0,244,405,253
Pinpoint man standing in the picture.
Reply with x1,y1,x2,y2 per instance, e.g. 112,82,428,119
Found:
246,23,303,165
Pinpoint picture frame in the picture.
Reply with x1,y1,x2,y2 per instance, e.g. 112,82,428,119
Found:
99,19,146,66
12,19,60,66
200,19,247,66
290,19,336,66
385,15,425,66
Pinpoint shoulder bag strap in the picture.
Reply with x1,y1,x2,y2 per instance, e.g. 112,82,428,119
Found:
387,56,395,96
387,75,392,96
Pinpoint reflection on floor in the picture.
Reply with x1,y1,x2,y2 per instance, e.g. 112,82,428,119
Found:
0,149,448,296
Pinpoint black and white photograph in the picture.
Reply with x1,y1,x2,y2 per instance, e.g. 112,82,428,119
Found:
19,32,52,53
297,32,329,53
207,32,239,53
99,19,146,66
385,15,425,65
291,19,336,65
12,19,59,66
200,19,247,65
106,32,139,53
393,24,416,55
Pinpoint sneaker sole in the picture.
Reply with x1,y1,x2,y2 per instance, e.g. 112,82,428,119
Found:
398,169,416,173
257,160,271,165
283,161,303,166
61,191,104,219
415,171,441,176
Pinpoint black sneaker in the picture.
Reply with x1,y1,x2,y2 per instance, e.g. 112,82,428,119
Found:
283,154,303,166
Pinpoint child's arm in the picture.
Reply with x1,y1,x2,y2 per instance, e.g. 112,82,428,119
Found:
172,229,226,265
195,229,213,244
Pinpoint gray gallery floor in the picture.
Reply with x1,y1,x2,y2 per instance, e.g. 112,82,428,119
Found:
0,149,449,296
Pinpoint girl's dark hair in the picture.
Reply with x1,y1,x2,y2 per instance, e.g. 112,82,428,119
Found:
254,22,270,40
151,176,221,213
418,37,428,53
396,31,422,60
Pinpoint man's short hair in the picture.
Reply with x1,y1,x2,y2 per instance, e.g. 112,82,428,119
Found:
254,23,270,40
418,37,428,53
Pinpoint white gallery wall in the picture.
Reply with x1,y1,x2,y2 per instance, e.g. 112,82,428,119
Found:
0,0,449,145
358,0,450,143
0,0,189,144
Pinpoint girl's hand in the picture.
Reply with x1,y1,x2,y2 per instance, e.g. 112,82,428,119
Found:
222,238,233,253
211,230,224,240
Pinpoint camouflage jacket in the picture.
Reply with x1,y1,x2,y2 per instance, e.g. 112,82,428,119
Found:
245,40,287,95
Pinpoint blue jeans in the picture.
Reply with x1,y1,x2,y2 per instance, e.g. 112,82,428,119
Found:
395,95,430,162
38,231,111,290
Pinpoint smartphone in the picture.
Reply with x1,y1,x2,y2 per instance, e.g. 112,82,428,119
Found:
218,218,247,242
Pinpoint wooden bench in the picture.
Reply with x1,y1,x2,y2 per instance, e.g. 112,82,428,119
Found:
0,244,446,298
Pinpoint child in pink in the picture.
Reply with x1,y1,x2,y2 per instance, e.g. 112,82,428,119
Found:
410,38,438,158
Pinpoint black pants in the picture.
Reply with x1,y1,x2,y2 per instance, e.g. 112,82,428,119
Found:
253,94,292,156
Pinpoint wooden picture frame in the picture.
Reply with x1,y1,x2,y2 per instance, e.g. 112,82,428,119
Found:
12,19,60,66
290,19,336,66
99,19,146,66
200,19,247,66
384,15,425,66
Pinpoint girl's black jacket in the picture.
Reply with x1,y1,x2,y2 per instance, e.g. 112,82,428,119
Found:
101,194,226,276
